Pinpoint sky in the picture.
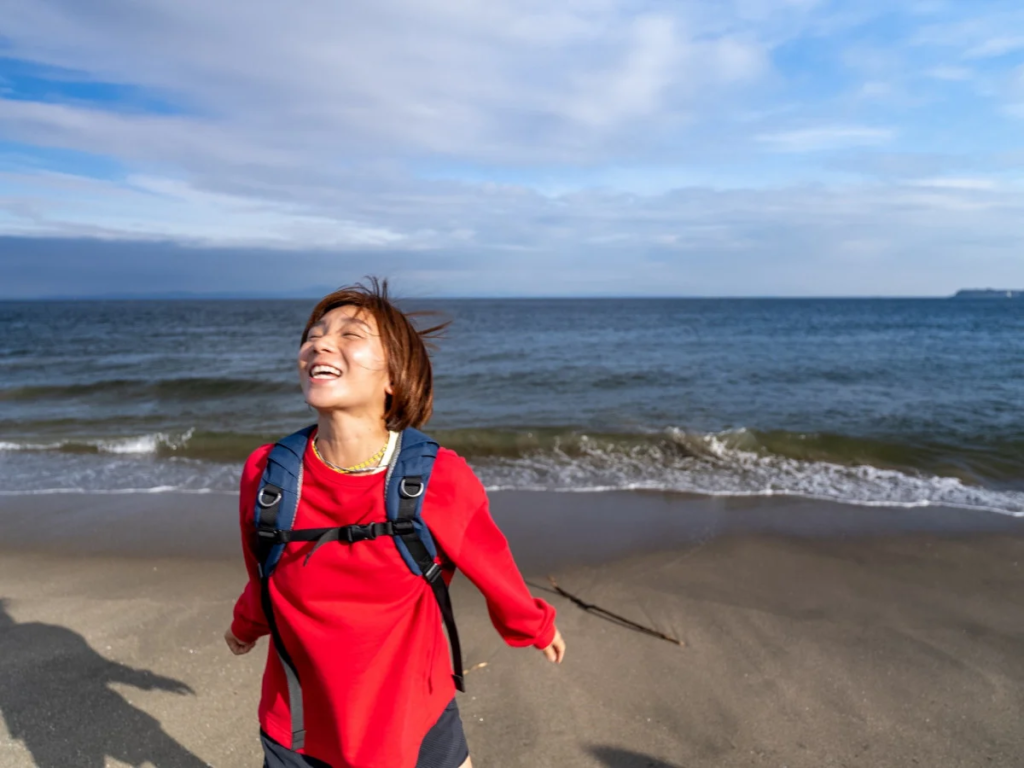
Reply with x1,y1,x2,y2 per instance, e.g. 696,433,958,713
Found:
1,0,1023,297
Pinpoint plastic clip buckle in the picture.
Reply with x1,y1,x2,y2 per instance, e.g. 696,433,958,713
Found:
346,524,378,543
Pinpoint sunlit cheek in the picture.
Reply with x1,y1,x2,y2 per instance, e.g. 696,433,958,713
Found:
350,342,388,374
349,347,390,400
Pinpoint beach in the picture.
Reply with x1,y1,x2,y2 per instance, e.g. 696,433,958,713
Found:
2,491,1023,767
5,1,1024,764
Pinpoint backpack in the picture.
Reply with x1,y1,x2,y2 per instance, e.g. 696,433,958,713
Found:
252,425,464,751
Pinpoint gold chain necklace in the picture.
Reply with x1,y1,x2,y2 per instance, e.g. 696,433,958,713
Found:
312,436,389,474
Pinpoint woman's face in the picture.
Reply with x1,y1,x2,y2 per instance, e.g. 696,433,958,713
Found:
298,306,392,417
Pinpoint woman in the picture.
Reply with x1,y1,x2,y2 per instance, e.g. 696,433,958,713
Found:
225,280,565,768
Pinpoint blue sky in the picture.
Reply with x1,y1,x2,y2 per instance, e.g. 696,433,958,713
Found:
1,0,1023,297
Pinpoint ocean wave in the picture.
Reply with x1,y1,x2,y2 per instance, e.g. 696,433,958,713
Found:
0,430,197,456
4,424,1021,481
2,425,1022,515
471,429,1024,517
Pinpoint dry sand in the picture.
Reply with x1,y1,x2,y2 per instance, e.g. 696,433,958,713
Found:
1,491,1023,767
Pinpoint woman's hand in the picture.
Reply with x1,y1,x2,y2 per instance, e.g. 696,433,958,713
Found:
540,627,566,664
224,627,257,655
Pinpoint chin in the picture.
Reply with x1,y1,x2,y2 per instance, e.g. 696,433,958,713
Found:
303,391,344,412
306,401,341,414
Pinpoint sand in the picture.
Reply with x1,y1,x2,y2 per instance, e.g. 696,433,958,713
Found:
1,491,1023,767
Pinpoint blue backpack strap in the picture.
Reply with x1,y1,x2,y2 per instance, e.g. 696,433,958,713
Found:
384,427,440,571
253,424,314,751
255,425,315,578
385,428,465,691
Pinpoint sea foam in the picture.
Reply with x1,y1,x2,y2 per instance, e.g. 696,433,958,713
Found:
475,428,1024,517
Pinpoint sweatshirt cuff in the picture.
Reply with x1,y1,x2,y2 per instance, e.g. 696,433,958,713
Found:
532,617,557,650
231,617,266,645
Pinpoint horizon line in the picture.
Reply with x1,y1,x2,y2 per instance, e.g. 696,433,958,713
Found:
0,293,1004,302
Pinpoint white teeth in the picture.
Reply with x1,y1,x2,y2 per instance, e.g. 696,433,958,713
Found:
311,364,342,378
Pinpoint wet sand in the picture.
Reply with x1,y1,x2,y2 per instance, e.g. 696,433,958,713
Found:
5,489,1022,567
1,491,1023,767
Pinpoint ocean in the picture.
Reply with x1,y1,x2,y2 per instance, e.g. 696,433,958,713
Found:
1,298,1021,516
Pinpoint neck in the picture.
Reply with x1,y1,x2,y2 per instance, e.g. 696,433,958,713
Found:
314,410,390,469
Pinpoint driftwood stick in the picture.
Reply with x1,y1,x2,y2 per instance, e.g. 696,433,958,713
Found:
548,576,685,647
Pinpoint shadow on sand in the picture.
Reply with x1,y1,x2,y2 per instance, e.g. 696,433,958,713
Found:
0,598,208,767
589,745,685,768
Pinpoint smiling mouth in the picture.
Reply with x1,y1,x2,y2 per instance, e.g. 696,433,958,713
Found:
310,364,342,380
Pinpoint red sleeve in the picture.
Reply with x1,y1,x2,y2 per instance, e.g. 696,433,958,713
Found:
425,450,557,650
230,444,274,644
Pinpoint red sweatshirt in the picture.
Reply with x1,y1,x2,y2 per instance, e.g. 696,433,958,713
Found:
231,438,556,768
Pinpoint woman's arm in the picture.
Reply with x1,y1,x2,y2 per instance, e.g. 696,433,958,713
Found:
426,452,560,654
450,497,557,648
227,446,274,646
455,497,564,661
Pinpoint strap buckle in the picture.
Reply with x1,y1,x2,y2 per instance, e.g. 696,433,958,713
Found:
345,523,385,543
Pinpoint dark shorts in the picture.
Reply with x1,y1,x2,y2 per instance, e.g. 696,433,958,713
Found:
260,698,469,768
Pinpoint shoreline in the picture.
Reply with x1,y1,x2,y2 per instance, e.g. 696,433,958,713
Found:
2,489,1023,571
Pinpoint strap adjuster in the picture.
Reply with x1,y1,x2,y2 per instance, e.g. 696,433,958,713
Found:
391,519,415,536
423,562,442,582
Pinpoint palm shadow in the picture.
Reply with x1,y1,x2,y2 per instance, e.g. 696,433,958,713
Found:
0,598,208,767
588,745,685,767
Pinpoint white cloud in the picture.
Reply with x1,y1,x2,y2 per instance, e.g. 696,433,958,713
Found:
0,170,408,247
4,164,1022,257
911,177,998,191
756,126,894,152
913,10,1024,62
562,15,682,128
964,36,1024,60
0,0,774,166
925,66,972,81
1,0,1023,296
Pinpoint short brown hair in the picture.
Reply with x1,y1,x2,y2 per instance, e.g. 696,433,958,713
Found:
301,278,447,430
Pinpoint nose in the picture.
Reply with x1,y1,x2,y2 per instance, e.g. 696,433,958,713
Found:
310,333,337,353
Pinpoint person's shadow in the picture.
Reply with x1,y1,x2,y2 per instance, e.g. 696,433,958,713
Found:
589,746,684,767
0,599,208,767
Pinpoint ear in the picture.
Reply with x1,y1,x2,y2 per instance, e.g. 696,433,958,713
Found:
385,380,394,396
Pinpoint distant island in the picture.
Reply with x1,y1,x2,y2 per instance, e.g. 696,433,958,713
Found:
953,289,1022,299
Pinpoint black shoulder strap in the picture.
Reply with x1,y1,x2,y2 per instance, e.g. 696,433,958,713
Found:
396,477,465,692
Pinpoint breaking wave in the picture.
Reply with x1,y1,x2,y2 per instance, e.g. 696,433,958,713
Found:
1,425,1022,515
